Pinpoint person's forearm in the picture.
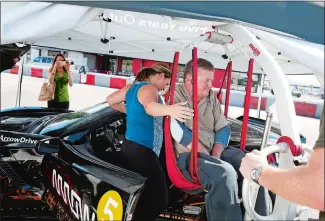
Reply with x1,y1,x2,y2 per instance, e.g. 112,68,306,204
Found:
145,102,171,117
186,142,210,155
259,165,324,211
68,72,73,86
111,103,126,113
49,74,55,84
211,143,225,158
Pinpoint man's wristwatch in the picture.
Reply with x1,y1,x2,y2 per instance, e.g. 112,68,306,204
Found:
250,165,262,184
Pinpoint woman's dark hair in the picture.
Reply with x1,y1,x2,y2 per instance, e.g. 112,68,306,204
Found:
151,63,172,78
51,53,67,72
134,64,172,82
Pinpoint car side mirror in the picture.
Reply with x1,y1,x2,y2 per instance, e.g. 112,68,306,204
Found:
36,137,62,154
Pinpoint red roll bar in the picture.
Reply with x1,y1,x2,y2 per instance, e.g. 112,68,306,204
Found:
217,61,232,118
240,58,254,150
163,31,255,191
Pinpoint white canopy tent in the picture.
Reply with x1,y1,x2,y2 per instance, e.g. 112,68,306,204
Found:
1,2,324,221
1,2,324,81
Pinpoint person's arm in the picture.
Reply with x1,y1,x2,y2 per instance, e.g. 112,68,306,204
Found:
259,148,324,211
48,66,56,84
138,84,193,122
65,62,73,86
106,85,131,113
211,93,229,157
241,109,325,211
67,72,73,87
138,84,168,116
211,124,231,158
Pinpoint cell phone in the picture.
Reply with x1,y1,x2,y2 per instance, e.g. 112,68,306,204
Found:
60,61,67,65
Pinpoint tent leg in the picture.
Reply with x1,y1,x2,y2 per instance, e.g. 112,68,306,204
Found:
256,73,265,118
224,61,232,118
15,54,25,107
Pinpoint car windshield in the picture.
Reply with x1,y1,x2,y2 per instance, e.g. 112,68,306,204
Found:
40,102,111,135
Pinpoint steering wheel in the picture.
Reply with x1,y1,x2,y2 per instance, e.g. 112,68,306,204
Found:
104,121,126,152
242,142,313,220
104,124,118,152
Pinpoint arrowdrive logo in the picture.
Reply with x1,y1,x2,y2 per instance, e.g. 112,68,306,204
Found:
0,135,37,144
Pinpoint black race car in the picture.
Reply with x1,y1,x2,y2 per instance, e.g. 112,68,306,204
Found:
0,102,306,221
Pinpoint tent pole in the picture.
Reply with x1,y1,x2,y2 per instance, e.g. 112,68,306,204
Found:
15,54,26,107
256,73,265,118
224,60,232,118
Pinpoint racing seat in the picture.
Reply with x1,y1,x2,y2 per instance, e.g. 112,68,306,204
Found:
162,40,240,219
163,35,234,194
160,49,208,220
164,49,203,192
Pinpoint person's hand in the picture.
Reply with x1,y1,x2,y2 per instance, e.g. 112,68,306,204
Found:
239,149,268,182
54,61,60,67
65,61,70,70
168,101,194,122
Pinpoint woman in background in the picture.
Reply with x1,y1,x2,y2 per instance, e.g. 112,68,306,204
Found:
48,53,73,110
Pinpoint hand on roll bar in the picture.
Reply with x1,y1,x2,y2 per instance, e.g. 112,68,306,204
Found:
240,142,320,221
239,149,269,183
239,142,313,182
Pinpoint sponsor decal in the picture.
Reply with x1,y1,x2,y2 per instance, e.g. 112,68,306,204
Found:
52,169,96,221
248,43,261,56
97,190,123,221
0,135,37,144
108,11,209,34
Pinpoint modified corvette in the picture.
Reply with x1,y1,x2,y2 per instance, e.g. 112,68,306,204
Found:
0,102,307,221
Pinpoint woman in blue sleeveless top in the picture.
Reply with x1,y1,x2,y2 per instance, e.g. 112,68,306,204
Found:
106,64,194,220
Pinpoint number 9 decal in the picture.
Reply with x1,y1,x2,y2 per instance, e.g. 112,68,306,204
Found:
97,190,123,221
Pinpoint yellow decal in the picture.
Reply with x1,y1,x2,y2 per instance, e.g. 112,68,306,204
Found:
97,190,123,221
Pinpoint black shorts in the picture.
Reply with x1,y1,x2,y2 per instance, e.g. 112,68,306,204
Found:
121,138,168,220
47,100,69,110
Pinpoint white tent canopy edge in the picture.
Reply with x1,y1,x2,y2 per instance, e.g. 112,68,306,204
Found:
1,2,323,79
2,2,324,220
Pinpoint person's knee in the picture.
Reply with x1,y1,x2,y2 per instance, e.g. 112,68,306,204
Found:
205,164,239,206
203,161,238,190
223,161,238,182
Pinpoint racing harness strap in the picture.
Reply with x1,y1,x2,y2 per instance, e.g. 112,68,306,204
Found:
189,47,200,184
163,49,203,191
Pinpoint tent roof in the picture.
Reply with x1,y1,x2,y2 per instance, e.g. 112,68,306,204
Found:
1,2,323,82
54,1,325,45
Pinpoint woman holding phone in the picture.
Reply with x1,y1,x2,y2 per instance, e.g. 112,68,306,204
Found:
47,53,73,109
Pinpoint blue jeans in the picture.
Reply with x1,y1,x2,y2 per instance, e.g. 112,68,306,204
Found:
176,122,269,220
178,152,242,220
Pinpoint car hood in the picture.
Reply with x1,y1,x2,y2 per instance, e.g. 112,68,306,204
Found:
1,105,281,146
228,118,280,145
